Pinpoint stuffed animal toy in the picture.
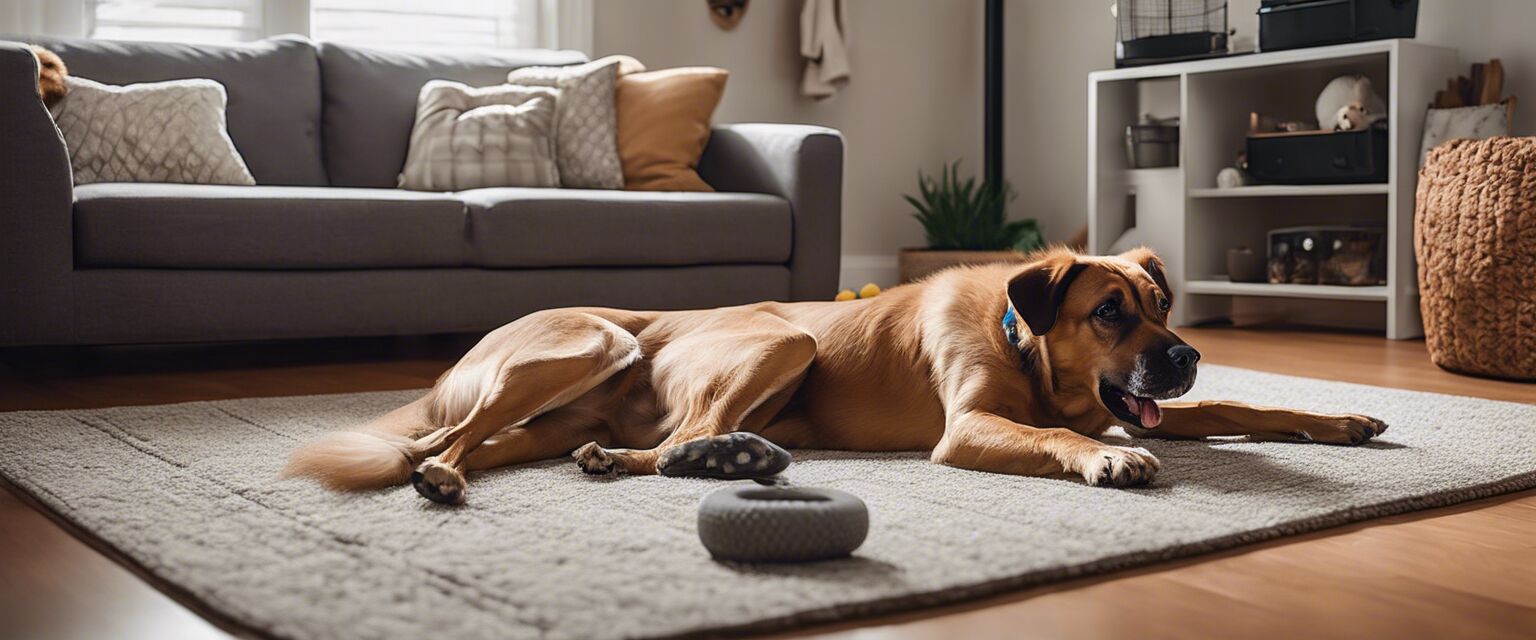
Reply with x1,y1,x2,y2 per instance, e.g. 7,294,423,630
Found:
1316,75,1386,131
835,283,881,301
31,45,68,109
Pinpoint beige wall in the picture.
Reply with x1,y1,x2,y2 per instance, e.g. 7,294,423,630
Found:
593,0,983,287
596,0,1536,286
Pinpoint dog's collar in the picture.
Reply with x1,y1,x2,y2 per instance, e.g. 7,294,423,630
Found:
1001,306,1021,348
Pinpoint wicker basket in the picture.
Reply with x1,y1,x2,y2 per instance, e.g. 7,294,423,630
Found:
1415,137,1536,380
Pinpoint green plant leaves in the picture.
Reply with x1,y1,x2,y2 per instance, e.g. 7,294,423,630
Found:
905,160,1042,251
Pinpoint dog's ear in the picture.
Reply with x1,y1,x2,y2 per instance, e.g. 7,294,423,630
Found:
1120,247,1172,305
1007,257,1087,336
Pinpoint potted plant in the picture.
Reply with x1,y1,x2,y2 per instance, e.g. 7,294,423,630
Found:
899,161,1044,283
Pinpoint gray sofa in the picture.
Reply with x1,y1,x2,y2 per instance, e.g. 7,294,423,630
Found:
0,36,842,347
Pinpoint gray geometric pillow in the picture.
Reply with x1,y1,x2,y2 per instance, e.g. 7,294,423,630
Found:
51,76,256,186
508,57,625,189
398,80,560,191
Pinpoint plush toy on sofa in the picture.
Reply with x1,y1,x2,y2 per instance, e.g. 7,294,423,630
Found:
1316,75,1386,131
27,46,68,109
29,46,68,109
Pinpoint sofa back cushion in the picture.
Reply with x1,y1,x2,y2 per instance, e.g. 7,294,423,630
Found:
318,42,585,188
18,35,327,186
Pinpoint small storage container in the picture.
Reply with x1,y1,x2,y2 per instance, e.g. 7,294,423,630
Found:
1246,125,1388,184
1126,118,1180,168
1258,0,1419,52
1267,225,1385,286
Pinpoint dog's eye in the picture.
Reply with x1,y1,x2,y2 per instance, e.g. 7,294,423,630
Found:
1094,300,1120,321
1157,297,1171,312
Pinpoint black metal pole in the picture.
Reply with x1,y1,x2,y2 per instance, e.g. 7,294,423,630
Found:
984,0,1003,189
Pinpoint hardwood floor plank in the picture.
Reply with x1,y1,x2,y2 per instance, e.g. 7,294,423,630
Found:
0,327,1531,640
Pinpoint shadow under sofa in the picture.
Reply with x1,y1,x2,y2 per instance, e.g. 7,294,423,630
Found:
0,36,842,347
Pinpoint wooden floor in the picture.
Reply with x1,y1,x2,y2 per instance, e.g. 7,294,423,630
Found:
0,327,1531,639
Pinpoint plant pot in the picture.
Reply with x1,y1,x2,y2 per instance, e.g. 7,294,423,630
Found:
897,248,1031,283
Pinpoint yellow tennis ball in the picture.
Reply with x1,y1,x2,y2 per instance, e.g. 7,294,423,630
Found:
835,289,857,302
859,283,882,298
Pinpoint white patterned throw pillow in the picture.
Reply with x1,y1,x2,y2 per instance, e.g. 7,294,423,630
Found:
398,80,560,191
51,76,256,186
508,56,635,189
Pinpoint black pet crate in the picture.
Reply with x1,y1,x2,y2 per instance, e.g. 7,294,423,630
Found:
1115,0,1229,67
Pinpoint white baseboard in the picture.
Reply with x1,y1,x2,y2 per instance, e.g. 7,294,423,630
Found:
838,254,899,292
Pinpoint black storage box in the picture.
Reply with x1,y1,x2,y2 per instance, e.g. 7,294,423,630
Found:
1258,0,1418,52
1246,126,1388,184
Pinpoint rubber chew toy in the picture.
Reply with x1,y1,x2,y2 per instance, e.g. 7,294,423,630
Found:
657,432,791,479
697,483,869,563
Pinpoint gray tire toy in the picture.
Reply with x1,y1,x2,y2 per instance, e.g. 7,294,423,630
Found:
697,484,869,563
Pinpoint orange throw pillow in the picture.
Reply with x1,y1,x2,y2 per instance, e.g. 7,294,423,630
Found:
615,67,728,191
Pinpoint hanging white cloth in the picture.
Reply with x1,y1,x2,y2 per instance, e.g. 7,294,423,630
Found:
800,0,850,99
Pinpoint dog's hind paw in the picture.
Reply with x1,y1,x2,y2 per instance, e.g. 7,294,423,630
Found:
656,432,791,479
1080,445,1160,488
411,458,466,505
573,442,617,475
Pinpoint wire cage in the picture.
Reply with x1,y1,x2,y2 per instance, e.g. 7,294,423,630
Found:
1115,0,1228,67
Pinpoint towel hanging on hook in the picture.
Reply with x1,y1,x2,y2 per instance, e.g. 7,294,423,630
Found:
800,0,850,99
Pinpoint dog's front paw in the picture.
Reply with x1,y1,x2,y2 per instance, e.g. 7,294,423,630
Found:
411,458,466,505
1080,445,1161,487
572,442,616,475
1272,414,1388,446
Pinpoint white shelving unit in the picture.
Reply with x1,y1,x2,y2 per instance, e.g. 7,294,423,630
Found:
1087,39,1458,339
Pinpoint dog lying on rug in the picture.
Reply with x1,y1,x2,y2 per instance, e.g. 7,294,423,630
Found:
286,248,1386,504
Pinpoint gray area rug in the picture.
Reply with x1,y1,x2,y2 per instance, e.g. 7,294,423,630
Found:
1,365,1533,640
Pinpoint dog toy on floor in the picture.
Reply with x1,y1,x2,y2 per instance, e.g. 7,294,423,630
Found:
697,480,869,563
835,283,881,301
657,432,869,562
656,432,791,479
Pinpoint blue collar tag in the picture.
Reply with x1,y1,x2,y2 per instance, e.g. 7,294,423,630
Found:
1001,306,1021,348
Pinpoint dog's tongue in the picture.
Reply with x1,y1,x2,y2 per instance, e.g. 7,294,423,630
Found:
1123,394,1163,428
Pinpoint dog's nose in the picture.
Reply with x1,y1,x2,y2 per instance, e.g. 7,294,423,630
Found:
1168,345,1201,370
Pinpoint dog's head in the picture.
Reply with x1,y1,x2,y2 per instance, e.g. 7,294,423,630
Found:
1006,247,1198,429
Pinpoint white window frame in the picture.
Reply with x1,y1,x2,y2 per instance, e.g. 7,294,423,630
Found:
9,0,592,54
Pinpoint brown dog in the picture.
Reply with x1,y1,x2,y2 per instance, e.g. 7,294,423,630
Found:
31,46,68,109
286,248,1386,504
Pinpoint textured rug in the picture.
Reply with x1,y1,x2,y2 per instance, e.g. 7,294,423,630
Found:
1,365,1533,640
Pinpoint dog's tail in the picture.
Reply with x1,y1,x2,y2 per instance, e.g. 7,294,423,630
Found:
282,399,438,491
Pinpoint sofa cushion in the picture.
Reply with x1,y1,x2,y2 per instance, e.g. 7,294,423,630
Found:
54,77,256,186
458,189,792,268
74,183,467,269
319,42,585,189
18,36,327,187
398,82,561,191
616,67,729,192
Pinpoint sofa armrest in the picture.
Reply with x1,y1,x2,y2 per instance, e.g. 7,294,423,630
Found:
698,123,843,301
0,41,75,344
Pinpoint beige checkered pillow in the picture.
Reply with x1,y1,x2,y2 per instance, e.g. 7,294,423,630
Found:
51,76,256,186
398,80,560,191
508,56,638,189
